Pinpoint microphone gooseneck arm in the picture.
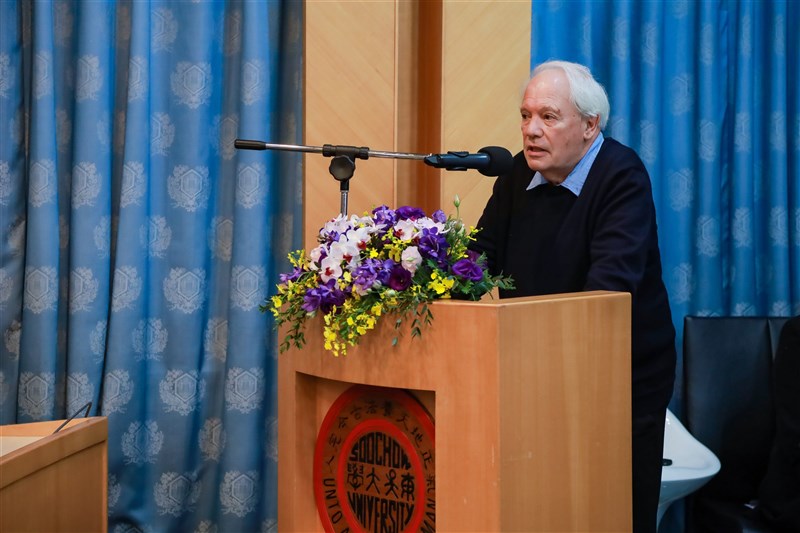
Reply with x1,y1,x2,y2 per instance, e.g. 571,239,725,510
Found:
234,139,513,214
234,140,428,161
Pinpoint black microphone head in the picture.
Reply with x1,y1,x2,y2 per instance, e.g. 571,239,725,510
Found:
477,146,514,176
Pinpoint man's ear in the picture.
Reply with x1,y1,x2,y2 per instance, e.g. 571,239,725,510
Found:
584,115,600,139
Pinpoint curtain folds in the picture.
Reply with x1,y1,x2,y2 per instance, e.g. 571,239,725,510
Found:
0,2,302,531
531,0,799,362
531,2,798,529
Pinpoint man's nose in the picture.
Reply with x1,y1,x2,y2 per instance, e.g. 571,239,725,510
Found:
523,117,542,137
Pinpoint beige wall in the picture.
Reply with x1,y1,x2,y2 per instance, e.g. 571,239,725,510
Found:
304,0,531,248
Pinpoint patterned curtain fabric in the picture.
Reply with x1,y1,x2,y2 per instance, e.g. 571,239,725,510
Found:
531,0,800,382
531,2,799,530
0,2,302,532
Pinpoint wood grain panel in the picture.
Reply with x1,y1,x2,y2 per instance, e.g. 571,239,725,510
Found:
439,1,531,226
0,418,108,533
304,1,398,247
304,1,531,246
278,292,632,531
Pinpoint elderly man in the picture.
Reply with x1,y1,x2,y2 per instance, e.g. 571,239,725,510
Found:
473,60,676,533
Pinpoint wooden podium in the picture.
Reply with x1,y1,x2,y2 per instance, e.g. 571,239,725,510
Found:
0,417,108,533
279,291,632,532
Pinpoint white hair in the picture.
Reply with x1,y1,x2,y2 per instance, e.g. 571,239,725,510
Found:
530,60,610,130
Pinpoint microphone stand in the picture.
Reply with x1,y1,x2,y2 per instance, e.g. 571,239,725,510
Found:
235,139,428,216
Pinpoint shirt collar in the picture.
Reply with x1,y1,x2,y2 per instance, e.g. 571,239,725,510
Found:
526,132,604,196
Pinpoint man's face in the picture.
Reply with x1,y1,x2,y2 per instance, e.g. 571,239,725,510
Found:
520,69,597,184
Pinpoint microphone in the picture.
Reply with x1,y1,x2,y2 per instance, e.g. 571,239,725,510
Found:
423,146,513,177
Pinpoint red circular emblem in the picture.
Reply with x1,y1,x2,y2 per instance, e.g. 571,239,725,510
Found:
313,385,436,533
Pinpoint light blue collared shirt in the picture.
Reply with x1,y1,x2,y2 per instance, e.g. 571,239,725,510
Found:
526,132,605,197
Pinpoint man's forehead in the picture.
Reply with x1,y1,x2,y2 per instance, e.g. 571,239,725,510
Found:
520,96,568,113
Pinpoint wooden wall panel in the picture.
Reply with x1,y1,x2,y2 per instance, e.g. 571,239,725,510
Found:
439,2,531,227
303,1,531,240
304,1,398,247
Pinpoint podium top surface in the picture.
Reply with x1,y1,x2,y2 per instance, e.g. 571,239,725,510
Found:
0,417,108,489
434,290,629,308
0,436,41,457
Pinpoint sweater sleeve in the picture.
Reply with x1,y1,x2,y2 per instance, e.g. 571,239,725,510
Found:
584,163,656,297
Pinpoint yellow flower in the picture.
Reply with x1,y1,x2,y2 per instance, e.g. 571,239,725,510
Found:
270,205,514,357
427,279,442,294
428,275,454,295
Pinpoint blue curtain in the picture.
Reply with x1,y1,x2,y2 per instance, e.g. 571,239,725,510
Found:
0,1,302,532
531,0,800,393
532,1,799,531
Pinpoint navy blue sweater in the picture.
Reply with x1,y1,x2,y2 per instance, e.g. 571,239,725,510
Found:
473,138,676,416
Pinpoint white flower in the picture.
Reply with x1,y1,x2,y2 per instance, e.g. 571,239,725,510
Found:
401,246,422,273
308,245,326,270
345,226,371,251
321,215,349,237
329,237,359,269
393,220,417,241
319,255,343,283
349,214,373,227
415,216,447,233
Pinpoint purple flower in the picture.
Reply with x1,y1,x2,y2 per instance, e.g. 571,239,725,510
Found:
377,259,395,285
319,229,341,244
417,227,449,265
387,264,412,291
371,205,398,226
301,288,323,313
325,286,347,311
302,279,347,313
431,209,447,224
353,258,383,292
279,266,303,284
451,258,484,282
396,205,425,221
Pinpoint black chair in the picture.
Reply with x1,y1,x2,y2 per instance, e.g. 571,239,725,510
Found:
682,316,789,533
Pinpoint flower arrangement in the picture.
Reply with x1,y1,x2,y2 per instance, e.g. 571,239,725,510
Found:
266,201,514,356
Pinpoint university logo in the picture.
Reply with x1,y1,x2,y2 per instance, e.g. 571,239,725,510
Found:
314,386,435,533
